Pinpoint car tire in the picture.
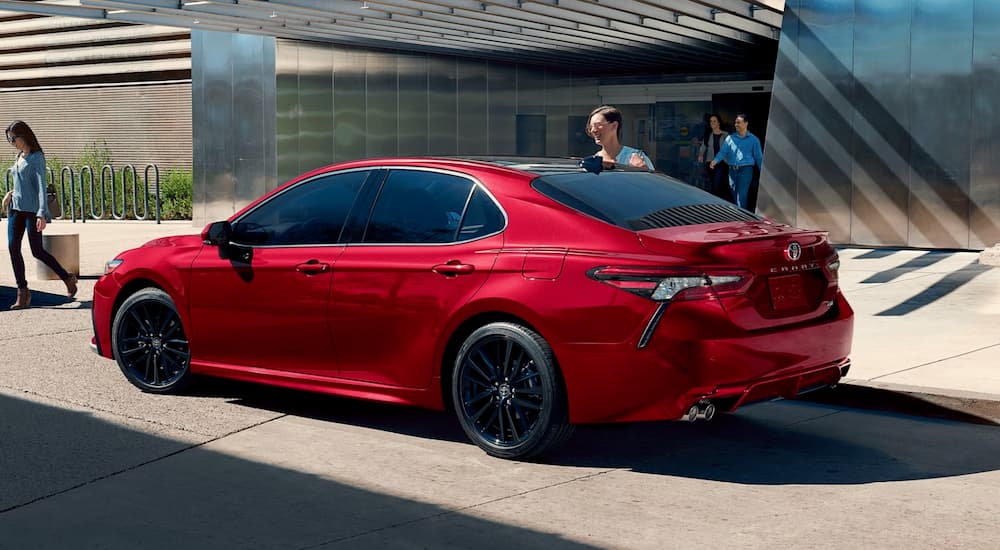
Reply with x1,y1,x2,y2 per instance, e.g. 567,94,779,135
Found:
452,322,574,459
112,288,194,394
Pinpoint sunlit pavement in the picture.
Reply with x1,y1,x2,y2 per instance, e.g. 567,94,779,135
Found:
0,221,999,548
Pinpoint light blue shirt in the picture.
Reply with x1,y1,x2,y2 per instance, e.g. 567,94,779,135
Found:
613,145,654,170
713,132,762,169
10,150,51,220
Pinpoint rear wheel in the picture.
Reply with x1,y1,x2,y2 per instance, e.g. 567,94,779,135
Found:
112,288,194,394
452,322,574,459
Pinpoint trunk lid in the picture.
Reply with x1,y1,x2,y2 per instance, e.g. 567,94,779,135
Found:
638,221,840,329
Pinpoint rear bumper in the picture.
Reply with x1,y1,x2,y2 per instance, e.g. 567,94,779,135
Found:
555,293,854,424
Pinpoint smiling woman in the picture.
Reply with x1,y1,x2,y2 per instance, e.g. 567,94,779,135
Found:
586,105,654,171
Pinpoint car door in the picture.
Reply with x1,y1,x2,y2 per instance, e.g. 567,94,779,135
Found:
187,169,374,375
330,168,506,388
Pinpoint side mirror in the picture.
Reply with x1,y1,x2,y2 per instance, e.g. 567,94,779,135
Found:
201,221,232,246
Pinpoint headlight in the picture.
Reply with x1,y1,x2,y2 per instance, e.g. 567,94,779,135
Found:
105,259,123,274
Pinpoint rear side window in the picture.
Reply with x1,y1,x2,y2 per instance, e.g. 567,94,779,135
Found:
364,170,475,244
531,171,761,230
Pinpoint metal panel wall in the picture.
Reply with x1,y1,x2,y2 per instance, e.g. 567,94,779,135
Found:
850,0,911,246
398,54,429,157
764,0,1000,249
456,60,488,156
192,30,275,226
971,1,1000,248
792,0,854,243
907,0,973,249
366,52,398,158
298,43,334,176
758,0,801,224
332,48,366,163
273,41,584,165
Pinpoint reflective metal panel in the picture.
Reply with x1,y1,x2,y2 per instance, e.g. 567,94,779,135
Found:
849,0,911,246
516,66,546,115
427,56,456,155
397,53,429,156
191,30,206,224
366,51,398,157
792,0,854,241
297,42,334,174
196,30,236,224
333,48,366,162
233,33,275,207
276,40,299,184
760,0,801,225
456,60,488,155
487,63,516,155
545,71,572,156
908,0,973,248
970,1,1000,248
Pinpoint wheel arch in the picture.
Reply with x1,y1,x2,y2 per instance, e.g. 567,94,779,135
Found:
438,311,565,417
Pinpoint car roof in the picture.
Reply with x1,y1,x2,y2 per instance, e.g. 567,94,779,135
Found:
456,156,652,176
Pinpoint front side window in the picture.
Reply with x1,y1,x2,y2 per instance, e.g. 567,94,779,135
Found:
231,170,370,246
363,170,476,244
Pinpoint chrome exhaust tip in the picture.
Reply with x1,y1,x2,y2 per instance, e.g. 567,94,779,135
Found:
682,400,716,422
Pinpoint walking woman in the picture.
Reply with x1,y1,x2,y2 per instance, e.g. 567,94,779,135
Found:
3,120,77,309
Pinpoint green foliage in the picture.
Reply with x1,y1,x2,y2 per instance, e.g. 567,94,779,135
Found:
6,141,194,221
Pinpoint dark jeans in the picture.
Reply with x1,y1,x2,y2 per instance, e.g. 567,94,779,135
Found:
7,210,70,289
704,163,732,202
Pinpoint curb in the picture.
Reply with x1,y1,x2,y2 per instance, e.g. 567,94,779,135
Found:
801,381,1000,426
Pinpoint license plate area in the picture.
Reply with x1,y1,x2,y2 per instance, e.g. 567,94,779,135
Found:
768,274,808,311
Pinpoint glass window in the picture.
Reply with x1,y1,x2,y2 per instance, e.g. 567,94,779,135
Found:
231,170,369,246
364,170,475,244
458,186,505,240
531,171,761,231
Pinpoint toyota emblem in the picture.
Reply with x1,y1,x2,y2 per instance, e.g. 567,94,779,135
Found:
785,242,802,261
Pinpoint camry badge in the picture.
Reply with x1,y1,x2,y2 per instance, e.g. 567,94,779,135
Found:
785,241,802,261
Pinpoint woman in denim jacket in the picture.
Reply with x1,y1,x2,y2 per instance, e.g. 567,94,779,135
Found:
3,120,77,309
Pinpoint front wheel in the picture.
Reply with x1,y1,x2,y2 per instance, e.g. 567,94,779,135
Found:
452,322,574,459
112,288,194,394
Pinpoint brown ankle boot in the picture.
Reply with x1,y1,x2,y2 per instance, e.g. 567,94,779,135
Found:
10,288,31,310
64,275,78,298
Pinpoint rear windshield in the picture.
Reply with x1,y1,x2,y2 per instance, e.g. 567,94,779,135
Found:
531,171,762,231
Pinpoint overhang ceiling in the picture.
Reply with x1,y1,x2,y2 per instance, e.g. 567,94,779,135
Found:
1,0,783,73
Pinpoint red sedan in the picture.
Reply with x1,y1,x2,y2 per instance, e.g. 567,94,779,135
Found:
91,157,853,460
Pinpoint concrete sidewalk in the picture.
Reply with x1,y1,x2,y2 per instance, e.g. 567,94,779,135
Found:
3,219,999,406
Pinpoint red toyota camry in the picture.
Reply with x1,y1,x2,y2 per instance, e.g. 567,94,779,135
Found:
91,157,853,460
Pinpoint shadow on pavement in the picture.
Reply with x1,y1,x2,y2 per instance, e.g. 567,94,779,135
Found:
185,378,1000,486
0,285,86,309
0,393,600,549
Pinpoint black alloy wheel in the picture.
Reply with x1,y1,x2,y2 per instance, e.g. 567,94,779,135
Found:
452,322,574,460
112,288,194,394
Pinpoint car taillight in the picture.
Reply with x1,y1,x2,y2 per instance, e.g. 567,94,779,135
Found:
826,256,840,283
587,266,752,302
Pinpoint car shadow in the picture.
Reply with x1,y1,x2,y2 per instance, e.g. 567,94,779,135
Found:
188,377,1000,486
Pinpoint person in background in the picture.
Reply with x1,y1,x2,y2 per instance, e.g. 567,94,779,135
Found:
710,113,762,210
697,113,730,200
586,105,654,170
3,120,77,309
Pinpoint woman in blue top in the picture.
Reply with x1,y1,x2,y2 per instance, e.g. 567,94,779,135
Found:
4,120,77,309
586,105,654,170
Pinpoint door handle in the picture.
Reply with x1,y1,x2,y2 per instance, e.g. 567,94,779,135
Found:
296,260,330,274
433,261,475,276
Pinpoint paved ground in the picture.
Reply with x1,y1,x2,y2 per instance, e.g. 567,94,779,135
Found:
0,220,998,548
